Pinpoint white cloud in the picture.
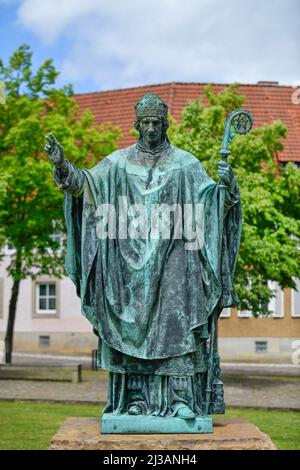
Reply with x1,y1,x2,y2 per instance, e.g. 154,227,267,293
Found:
15,0,300,90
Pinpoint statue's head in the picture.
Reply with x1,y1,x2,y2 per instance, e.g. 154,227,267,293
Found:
134,93,169,148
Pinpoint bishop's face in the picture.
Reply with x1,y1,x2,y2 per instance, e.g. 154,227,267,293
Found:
139,116,163,150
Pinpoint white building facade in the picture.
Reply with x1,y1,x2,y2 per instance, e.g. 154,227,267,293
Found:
0,250,97,357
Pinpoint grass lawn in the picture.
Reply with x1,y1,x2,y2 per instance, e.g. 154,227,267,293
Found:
224,408,300,450
0,401,102,450
0,400,299,450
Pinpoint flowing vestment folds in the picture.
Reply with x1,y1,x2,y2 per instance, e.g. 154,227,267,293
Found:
55,142,242,415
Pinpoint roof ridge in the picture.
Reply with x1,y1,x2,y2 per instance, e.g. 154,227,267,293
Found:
74,82,174,97
74,81,294,98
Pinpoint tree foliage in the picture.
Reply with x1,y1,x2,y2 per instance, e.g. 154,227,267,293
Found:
0,45,121,362
0,44,121,280
169,84,300,315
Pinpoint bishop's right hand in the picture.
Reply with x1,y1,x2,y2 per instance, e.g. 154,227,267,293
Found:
44,133,65,169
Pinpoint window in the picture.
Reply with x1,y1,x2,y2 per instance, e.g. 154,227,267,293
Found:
32,279,60,318
36,283,56,314
3,244,15,255
268,281,284,318
39,335,50,346
220,308,231,318
255,341,267,353
237,278,252,317
292,280,300,318
237,309,252,318
50,230,64,248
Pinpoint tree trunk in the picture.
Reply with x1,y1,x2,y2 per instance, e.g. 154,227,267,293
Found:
4,257,21,364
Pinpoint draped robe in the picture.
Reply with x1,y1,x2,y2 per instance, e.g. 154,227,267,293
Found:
55,141,242,415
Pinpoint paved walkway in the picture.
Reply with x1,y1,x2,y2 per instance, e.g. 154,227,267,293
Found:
0,376,106,404
224,376,300,410
0,372,299,410
9,353,300,376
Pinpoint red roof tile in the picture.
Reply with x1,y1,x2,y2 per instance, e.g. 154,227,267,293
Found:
74,82,300,162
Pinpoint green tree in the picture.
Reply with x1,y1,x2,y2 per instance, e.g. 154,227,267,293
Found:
0,45,121,363
169,84,300,315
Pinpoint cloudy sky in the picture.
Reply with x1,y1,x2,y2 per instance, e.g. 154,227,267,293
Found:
0,0,299,93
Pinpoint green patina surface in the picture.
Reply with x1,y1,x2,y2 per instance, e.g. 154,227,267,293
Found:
101,413,213,434
45,93,250,429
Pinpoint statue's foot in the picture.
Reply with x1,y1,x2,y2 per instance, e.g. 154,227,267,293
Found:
173,404,196,420
128,404,143,415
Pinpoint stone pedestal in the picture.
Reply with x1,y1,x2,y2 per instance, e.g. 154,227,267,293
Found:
50,417,277,450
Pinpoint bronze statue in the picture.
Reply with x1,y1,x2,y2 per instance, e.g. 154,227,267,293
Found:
45,93,250,433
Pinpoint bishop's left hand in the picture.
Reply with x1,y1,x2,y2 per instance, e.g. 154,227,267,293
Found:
218,160,234,187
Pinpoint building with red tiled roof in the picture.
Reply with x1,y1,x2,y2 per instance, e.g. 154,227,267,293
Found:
74,81,300,164
1,82,299,363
